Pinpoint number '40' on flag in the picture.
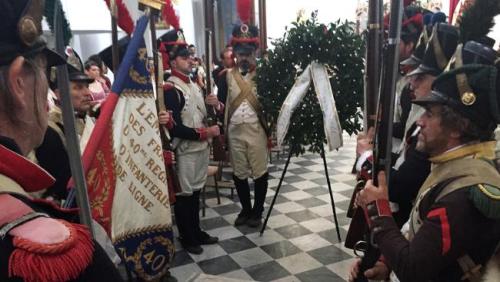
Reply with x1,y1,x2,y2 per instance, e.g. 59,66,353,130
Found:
80,15,174,280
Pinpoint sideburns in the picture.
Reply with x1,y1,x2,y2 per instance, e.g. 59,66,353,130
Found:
23,59,44,127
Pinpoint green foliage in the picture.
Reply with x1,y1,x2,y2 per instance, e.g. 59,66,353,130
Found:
44,0,73,46
257,12,365,156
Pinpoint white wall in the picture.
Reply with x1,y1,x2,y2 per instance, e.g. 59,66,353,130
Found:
42,0,197,60
492,16,500,50
44,0,500,60
265,0,358,47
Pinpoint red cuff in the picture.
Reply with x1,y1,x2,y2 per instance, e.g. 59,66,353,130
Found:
374,199,392,217
163,150,174,165
196,128,208,141
364,199,392,228
166,119,174,129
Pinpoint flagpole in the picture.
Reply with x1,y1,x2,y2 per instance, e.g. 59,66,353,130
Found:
258,0,267,50
111,0,120,71
149,11,160,89
53,0,94,237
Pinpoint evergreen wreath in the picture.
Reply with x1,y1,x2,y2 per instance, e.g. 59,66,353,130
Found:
257,12,365,156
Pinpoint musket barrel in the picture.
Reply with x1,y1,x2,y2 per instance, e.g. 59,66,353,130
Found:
364,0,383,130
351,1,404,280
373,0,403,184
204,0,226,161
54,0,94,237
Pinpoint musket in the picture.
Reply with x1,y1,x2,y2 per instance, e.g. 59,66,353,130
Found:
364,0,383,131
53,0,94,236
204,0,226,162
347,0,384,219
345,0,403,280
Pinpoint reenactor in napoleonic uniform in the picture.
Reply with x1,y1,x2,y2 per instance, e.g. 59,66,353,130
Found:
391,5,425,150
0,0,123,281
159,29,220,255
217,21,271,228
392,23,462,227
357,22,460,227
35,49,96,202
351,40,500,282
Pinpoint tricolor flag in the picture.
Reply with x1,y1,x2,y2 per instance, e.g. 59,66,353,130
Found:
81,15,174,280
103,0,180,35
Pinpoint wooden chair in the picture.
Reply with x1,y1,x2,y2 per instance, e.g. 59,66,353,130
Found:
201,165,220,217
268,130,289,163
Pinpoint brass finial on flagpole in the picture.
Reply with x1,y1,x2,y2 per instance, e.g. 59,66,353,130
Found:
138,0,165,90
139,0,166,11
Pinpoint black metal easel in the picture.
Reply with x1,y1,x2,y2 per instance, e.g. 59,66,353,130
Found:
260,144,342,242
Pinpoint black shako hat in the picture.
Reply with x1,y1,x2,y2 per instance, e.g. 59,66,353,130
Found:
384,5,424,43
50,47,93,89
413,41,499,131
407,23,460,77
230,0,259,55
401,12,447,67
230,24,259,55
158,29,189,61
67,47,93,83
0,0,65,67
400,5,424,39
401,25,432,67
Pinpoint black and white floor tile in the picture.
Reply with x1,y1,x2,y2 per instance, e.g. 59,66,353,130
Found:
170,133,358,282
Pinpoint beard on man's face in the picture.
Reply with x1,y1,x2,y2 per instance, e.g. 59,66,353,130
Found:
239,60,250,72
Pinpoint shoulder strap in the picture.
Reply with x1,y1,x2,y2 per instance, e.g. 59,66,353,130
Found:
410,176,465,239
168,76,191,98
0,212,49,239
435,159,500,202
227,69,270,136
227,69,257,122
417,158,500,201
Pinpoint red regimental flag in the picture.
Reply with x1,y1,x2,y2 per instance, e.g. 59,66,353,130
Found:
80,16,174,280
84,94,120,233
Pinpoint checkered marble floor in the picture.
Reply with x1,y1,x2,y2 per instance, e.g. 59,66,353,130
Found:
170,133,358,282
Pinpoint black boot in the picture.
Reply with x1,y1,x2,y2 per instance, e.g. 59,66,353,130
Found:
247,172,269,227
192,190,218,245
174,195,203,254
233,175,252,226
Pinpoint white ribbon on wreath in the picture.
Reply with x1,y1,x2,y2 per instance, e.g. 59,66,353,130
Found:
276,62,343,151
